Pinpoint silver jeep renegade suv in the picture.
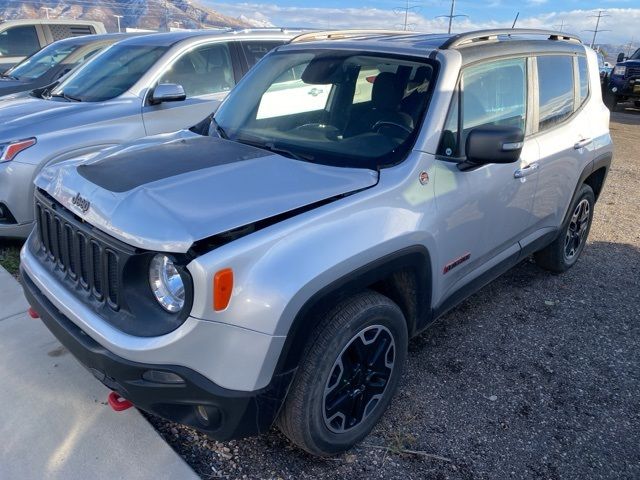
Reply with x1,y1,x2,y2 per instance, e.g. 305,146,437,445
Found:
21,29,613,456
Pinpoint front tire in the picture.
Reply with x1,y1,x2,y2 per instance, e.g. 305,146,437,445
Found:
277,291,408,456
534,184,595,273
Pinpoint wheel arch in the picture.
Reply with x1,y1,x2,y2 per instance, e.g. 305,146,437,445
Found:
569,150,612,217
272,245,433,376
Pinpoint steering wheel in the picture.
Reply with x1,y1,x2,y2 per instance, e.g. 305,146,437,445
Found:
372,121,412,135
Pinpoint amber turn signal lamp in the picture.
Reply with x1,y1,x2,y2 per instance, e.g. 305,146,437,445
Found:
213,268,233,311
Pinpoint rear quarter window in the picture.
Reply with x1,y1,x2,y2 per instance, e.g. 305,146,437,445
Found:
577,56,589,105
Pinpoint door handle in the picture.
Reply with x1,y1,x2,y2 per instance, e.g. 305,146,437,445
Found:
574,138,593,150
514,162,539,179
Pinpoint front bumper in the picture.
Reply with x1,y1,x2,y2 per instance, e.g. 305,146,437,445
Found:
608,75,640,98
0,160,37,238
21,268,295,440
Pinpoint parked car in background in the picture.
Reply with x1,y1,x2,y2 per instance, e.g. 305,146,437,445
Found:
0,28,297,238
0,34,135,98
21,29,612,455
605,48,640,110
0,19,106,72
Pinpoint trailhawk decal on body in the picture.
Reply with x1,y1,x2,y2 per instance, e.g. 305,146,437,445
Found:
443,252,471,274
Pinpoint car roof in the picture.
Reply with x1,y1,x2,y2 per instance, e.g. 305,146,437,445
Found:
280,29,586,64
0,19,104,28
118,28,302,48
49,33,142,47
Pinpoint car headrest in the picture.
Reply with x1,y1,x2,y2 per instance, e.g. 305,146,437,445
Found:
372,72,404,111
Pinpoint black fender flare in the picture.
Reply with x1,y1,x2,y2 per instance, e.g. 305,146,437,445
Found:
272,245,433,376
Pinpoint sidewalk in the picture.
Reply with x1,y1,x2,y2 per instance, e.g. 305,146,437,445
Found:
0,266,198,480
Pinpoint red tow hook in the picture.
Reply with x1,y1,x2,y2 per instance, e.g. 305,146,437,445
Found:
27,307,40,319
108,391,133,412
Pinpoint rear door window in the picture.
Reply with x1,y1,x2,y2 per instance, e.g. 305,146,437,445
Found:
0,26,40,57
239,41,285,68
537,55,575,131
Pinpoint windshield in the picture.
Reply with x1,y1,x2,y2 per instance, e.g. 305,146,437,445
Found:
5,42,78,80
630,48,640,60
214,50,436,169
51,44,167,102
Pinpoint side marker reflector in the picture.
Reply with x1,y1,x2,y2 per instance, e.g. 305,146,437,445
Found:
213,268,233,311
27,307,39,318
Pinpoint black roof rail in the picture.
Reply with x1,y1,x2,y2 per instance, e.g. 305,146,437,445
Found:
440,28,581,49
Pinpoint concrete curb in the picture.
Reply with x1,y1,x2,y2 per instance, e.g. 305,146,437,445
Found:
0,266,198,479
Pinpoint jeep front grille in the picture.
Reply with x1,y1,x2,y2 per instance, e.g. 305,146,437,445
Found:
35,191,124,310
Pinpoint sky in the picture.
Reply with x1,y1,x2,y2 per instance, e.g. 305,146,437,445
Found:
206,0,640,46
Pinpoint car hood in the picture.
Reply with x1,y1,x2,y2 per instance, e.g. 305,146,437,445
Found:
0,95,93,128
35,134,379,253
0,78,31,96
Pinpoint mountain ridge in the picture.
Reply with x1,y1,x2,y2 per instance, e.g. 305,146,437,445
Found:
0,0,251,31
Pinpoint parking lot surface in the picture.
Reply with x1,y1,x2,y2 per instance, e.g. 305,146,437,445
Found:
149,109,640,479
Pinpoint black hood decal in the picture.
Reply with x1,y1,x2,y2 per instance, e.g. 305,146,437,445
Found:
77,136,268,193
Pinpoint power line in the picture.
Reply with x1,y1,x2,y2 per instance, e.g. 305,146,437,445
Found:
436,0,468,35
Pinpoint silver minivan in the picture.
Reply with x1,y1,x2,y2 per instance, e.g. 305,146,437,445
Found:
0,29,296,238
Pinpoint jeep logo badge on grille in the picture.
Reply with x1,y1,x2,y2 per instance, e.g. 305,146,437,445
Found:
71,193,90,213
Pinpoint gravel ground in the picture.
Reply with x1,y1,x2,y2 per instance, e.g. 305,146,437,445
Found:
148,107,640,480
0,239,21,276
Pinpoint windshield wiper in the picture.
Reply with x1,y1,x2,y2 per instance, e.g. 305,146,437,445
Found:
264,142,314,162
236,137,314,162
0,73,17,80
210,117,228,139
49,92,82,102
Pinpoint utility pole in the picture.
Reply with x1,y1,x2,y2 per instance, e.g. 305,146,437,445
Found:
553,19,569,33
114,14,123,33
41,7,52,19
626,37,636,57
586,10,610,49
437,0,468,34
394,0,420,31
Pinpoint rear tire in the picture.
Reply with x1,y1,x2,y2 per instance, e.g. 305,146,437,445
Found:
277,291,408,456
604,92,618,111
534,184,595,273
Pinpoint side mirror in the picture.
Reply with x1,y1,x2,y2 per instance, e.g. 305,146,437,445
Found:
464,126,524,167
617,52,625,63
150,83,186,105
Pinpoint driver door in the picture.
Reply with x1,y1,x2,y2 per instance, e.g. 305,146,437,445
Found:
142,42,236,136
